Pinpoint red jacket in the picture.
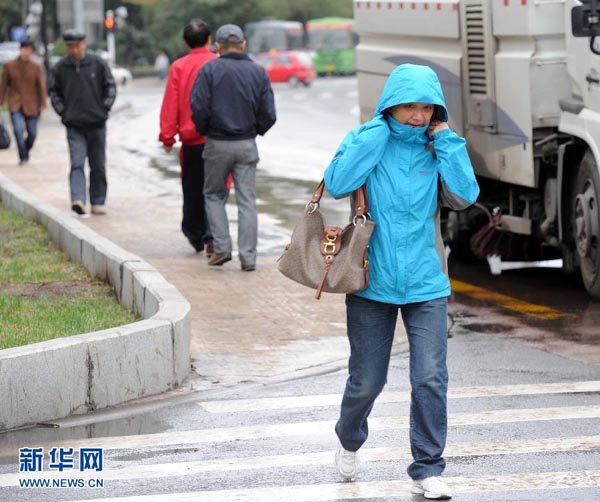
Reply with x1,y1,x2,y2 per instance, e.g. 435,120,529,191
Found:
159,47,217,146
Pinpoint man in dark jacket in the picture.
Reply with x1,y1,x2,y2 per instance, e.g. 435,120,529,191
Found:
48,29,116,217
191,24,276,271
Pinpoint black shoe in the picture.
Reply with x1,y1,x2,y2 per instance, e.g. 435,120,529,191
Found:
208,252,232,266
188,239,204,253
71,201,86,216
241,264,256,272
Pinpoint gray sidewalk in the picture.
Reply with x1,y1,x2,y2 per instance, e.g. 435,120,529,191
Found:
0,104,407,393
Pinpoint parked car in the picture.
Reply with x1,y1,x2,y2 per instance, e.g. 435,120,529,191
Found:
253,50,316,87
110,65,132,86
0,41,20,66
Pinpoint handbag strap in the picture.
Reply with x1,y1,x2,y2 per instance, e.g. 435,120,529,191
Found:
310,180,369,218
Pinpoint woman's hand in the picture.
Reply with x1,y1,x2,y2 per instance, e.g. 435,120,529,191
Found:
428,121,449,137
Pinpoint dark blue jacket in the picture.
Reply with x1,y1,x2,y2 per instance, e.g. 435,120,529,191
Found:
190,52,276,140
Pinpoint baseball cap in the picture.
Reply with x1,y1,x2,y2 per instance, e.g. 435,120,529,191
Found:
215,24,244,43
63,29,86,45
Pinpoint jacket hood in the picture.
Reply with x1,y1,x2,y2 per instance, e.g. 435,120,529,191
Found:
374,64,448,121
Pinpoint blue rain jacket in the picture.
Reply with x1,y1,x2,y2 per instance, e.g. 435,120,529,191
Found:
324,64,480,304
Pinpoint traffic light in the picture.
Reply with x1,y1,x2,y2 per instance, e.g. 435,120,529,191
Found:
104,10,115,31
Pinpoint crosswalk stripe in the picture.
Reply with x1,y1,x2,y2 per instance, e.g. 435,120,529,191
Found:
2,405,599,456
198,380,600,413
71,470,600,501
2,436,598,486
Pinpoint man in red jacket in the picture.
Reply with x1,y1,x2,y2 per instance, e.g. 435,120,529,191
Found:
159,19,217,255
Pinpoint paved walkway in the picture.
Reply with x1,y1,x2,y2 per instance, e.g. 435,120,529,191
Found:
0,91,407,392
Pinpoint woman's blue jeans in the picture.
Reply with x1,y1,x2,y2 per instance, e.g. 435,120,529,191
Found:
335,294,449,480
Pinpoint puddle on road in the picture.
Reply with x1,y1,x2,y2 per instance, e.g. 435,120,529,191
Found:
0,413,170,463
148,150,352,236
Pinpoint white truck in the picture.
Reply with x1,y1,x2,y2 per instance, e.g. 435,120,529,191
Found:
353,0,600,298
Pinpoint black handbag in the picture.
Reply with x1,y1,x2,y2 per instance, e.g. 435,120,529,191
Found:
0,114,10,150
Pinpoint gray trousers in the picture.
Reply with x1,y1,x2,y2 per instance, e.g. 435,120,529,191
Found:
66,125,107,205
202,138,259,266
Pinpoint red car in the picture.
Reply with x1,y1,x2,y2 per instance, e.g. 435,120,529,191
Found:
254,50,316,87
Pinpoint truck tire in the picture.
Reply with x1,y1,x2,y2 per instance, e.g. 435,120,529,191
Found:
573,150,600,298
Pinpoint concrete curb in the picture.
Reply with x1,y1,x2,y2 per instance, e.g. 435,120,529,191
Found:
0,172,191,431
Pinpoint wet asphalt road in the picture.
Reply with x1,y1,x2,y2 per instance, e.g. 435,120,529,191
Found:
0,77,599,500
117,75,600,349
0,308,598,500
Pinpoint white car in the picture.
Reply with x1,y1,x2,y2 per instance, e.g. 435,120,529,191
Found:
0,41,20,65
110,65,132,86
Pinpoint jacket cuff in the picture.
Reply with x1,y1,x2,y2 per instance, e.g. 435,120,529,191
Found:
432,128,454,140
159,135,175,146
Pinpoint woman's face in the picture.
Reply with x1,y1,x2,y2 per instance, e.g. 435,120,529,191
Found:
390,103,434,127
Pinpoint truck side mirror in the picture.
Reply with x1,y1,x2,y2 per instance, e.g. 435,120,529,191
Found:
572,2,600,55
572,4,600,37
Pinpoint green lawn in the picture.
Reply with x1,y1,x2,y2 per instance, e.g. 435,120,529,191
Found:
0,204,137,349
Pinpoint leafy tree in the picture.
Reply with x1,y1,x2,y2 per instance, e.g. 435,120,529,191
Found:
0,0,22,42
259,0,352,23
100,0,353,65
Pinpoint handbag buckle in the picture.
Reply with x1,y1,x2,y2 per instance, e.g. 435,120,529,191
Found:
323,241,337,254
353,214,370,226
321,226,343,257
306,202,319,214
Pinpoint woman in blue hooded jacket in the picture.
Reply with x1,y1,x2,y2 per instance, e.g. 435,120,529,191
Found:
325,64,479,499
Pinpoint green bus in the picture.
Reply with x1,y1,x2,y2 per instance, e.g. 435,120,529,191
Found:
306,17,358,75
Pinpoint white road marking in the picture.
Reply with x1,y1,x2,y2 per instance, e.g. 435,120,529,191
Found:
71,470,600,501
2,436,598,486
198,380,600,413
2,405,599,456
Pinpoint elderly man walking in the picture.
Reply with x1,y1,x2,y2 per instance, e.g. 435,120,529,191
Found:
48,29,116,217
0,40,47,165
191,24,276,271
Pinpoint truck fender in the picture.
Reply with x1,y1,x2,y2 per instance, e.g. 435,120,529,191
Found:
558,140,587,243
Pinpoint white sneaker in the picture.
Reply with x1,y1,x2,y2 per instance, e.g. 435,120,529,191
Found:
411,476,452,499
91,204,107,215
334,444,359,481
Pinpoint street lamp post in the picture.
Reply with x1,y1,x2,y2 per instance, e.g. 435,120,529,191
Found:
73,0,85,33
104,10,116,65
104,7,127,66
40,0,49,72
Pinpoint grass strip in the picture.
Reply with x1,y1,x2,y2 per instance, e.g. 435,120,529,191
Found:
0,204,137,349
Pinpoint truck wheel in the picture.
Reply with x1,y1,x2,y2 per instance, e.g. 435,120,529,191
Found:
574,150,600,298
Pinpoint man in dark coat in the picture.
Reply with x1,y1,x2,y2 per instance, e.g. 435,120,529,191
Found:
191,24,276,271
48,29,116,217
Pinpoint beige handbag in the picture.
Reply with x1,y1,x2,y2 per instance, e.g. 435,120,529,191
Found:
277,180,375,299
